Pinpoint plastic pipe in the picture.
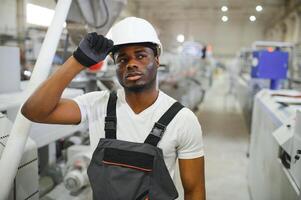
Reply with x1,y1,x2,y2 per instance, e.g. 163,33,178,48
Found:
0,0,72,198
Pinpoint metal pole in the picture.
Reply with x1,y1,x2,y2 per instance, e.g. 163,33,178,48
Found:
63,33,70,62
0,0,72,198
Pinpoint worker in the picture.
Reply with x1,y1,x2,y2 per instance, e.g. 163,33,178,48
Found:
21,17,205,200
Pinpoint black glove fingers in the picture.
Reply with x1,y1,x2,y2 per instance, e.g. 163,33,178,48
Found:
99,38,108,53
107,39,114,51
74,33,114,67
95,35,105,51
87,32,98,48
101,39,114,55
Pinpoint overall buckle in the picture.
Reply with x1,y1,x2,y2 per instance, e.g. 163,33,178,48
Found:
105,116,116,131
151,122,166,138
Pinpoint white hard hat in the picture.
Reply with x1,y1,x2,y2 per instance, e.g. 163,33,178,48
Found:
107,17,162,55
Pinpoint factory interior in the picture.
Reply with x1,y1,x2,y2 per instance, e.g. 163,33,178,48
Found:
0,0,301,199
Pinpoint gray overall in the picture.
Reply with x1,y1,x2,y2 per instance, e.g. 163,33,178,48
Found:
87,91,184,200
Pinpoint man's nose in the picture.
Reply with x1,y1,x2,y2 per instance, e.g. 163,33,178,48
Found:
126,58,139,70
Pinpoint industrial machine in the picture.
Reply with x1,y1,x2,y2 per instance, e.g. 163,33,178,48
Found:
66,0,126,46
158,43,214,110
0,46,21,93
42,145,93,200
235,41,294,130
248,89,301,200
291,111,301,191
235,42,301,200
251,49,289,90
0,52,89,199
0,113,39,199
273,110,301,191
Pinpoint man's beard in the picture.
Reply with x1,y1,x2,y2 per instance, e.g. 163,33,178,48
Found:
123,75,157,93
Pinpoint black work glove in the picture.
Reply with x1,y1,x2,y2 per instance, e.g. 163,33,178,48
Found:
73,32,114,67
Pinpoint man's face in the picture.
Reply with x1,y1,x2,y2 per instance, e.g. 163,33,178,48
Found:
114,45,159,92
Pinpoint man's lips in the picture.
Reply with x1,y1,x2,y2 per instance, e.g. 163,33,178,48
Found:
125,72,143,81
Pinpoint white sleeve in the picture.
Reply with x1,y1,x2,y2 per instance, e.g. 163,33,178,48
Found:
176,109,204,159
73,91,107,124
73,94,88,123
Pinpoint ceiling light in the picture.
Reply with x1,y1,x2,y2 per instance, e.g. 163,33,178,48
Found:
221,6,228,12
221,16,228,22
249,15,256,22
256,5,263,12
177,34,185,43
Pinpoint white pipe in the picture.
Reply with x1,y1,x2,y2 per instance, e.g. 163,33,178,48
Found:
0,0,72,198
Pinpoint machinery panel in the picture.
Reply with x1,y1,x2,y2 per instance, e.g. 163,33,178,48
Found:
251,50,288,79
290,111,301,190
0,113,39,200
248,90,300,200
0,46,21,93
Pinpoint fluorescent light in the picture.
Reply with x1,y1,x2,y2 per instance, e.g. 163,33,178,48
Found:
26,3,54,27
177,34,185,43
221,6,228,12
249,15,256,22
222,16,228,22
256,5,263,12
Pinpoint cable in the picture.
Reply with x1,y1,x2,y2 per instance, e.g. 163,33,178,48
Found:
0,142,6,147
77,0,110,29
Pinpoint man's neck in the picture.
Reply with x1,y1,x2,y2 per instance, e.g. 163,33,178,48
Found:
124,87,159,114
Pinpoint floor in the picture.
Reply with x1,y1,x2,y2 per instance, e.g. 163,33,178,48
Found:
196,73,251,200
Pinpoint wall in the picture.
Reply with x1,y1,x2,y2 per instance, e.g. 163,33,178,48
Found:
0,0,17,36
0,0,56,37
264,0,301,43
263,1,301,79
127,2,268,63
27,0,56,9
154,18,265,61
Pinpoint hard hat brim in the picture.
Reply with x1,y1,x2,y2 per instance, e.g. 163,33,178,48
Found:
110,42,161,58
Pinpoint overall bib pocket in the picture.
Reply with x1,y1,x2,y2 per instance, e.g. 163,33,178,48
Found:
89,147,154,200
103,148,154,172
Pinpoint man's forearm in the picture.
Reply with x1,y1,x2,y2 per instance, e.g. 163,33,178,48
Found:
21,56,84,120
184,188,206,200
179,157,206,200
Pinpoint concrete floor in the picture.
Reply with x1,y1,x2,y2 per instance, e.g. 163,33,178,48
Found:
196,73,250,200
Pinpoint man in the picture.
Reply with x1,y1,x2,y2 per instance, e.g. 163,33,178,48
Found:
21,17,205,199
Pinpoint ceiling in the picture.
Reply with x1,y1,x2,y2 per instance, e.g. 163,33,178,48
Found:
27,0,288,57
124,0,287,56
130,0,285,24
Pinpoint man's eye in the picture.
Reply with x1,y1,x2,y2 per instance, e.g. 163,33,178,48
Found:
117,58,126,63
137,55,145,59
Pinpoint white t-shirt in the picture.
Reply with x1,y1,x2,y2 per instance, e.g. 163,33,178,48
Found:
74,89,204,179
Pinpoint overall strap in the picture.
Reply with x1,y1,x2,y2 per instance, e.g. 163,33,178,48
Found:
144,101,184,146
105,91,117,139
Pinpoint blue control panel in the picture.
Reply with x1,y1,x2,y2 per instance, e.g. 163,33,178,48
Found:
251,50,288,79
